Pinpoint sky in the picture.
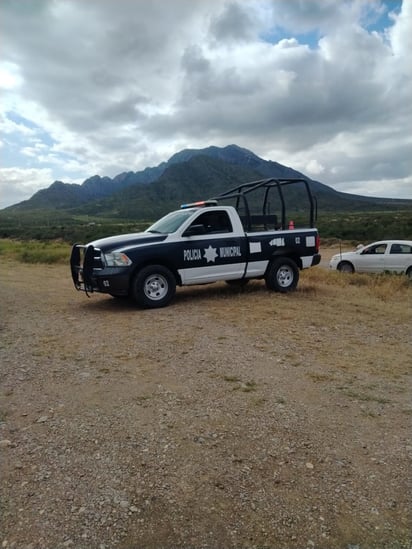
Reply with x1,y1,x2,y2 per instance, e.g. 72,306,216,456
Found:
1,0,411,209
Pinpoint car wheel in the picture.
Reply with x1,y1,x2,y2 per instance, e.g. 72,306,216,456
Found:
265,257,299,292
406,267,412,279
338,261,354,274
132,265,176,308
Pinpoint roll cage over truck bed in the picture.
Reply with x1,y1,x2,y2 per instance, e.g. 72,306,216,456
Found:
210,177,317,230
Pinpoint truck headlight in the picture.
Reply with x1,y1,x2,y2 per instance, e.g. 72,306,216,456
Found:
104,252,132,267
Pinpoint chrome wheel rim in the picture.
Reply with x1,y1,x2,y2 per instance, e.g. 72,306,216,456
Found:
144,274,169,301
277,265,294,288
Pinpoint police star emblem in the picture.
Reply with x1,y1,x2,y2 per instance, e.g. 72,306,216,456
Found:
203,245,218,263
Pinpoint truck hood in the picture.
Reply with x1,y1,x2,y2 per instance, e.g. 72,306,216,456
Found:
89,232,167,252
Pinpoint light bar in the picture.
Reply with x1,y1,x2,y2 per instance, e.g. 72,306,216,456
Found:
180,200,218,209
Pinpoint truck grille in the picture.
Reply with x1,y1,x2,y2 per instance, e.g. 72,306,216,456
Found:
70,244,104,292
81,245,104,270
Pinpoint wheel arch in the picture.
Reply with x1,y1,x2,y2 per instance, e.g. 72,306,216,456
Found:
266,250,301,275
337,260,355,273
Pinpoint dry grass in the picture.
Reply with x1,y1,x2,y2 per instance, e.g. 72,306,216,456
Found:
1,256,411,548
197,262,411,394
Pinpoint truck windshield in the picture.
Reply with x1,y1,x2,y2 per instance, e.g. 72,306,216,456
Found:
146,209,195,234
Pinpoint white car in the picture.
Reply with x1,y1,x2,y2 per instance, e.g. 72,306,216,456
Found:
329,240,412,277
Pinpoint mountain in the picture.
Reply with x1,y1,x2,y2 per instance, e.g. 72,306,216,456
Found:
3,144,412,217
73,154,263,220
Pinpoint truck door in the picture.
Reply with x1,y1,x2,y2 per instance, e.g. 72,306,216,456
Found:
178,210,247,284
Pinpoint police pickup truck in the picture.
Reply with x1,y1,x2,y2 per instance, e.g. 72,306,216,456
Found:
70,178,321,308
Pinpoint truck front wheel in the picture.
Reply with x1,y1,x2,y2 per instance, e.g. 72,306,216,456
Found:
265,257,299,292
132,265,176,308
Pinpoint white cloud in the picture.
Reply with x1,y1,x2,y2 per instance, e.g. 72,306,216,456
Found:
333,175,412,200
0,167,55,209
0,0,410,209
306,159,325,176
0,61,23,90
0,113,36,137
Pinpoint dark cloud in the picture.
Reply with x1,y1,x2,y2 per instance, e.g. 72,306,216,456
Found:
209,2,258,43
0,0,411,207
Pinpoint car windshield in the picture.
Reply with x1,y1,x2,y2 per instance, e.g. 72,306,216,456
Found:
146,209,195,234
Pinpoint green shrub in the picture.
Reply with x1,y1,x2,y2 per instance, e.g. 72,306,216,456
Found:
0,239,70,264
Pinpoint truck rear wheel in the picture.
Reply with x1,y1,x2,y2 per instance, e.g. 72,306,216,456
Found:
132,265,176,308
265,257,299,292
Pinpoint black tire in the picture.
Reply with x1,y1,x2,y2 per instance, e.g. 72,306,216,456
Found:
337,261,354,274
225,279,249,287
132,265,176,308
406,267,412,279
265,257,299,292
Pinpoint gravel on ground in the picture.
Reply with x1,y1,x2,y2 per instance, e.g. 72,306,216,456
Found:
1,256,411,549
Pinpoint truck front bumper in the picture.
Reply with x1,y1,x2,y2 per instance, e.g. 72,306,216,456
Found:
70,244,131,296
74,269,131,296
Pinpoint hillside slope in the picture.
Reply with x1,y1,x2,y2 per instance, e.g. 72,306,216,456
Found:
4,144,411,217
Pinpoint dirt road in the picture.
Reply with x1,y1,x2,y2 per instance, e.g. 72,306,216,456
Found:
1,258,411,549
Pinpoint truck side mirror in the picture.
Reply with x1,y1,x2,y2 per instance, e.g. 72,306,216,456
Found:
182,224,206,237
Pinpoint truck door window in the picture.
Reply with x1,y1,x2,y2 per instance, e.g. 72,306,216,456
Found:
191,211,233,234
